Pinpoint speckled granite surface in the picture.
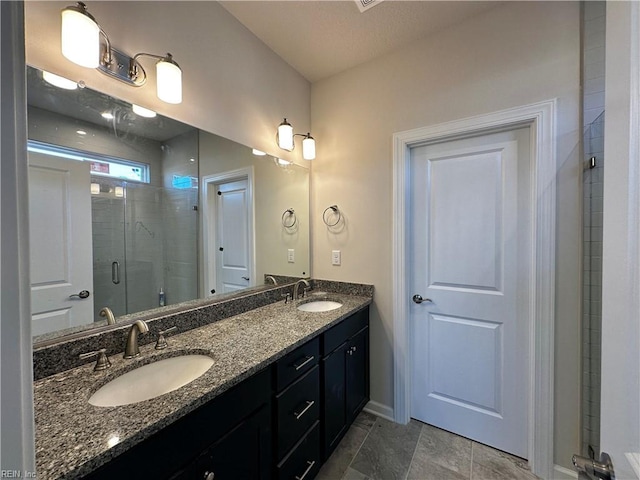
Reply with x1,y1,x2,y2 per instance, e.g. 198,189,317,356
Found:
34,292,371,480
33,284,298,380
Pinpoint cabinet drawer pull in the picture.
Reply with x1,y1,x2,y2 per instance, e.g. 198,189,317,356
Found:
293,355,315,371
295,460,316,480
293,400,315,420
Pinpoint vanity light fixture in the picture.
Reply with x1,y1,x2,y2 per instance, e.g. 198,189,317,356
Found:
60,2,183,104
276,118,316,160
42,71,78,90
90,183,100,194
132,104,157,118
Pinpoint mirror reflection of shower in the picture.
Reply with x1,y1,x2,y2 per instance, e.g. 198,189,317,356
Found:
90,177,198,321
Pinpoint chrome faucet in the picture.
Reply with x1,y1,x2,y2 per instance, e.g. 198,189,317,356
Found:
293,279,311,300
124,320,149,359
266,275,278,285
99,307,116,325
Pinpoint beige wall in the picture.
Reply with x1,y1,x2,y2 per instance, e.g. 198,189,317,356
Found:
24,1,311,164
311,1,581,469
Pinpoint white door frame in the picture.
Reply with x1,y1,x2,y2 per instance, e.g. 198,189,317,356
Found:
392,99,556,478
201,167,255,297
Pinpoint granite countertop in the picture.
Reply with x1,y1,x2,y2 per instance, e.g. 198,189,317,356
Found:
34,292,372,480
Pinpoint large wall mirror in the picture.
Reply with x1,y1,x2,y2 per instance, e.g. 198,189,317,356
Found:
28,65,310,345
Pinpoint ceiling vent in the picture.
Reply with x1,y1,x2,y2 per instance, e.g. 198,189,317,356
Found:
354,0,385,13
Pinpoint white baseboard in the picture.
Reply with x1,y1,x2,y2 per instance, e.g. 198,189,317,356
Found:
553,464,578,479
363,400,395,422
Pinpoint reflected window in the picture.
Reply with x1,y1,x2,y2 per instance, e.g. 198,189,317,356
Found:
27,140,149,183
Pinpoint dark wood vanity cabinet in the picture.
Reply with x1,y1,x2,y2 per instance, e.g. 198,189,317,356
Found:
80,306,369,480
274,337,321,480
322,307,370,460
83,367,272,480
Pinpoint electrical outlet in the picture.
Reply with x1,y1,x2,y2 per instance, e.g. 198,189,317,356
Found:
332,250,341,266
287,249,295,263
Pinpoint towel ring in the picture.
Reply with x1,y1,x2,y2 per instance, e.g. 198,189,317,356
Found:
282,208,297,228
323,205,341,227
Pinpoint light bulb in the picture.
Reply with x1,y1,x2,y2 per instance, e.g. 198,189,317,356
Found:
61,3,100,68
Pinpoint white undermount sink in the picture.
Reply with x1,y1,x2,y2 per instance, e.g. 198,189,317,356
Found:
89,354,214,407
297,300,343,313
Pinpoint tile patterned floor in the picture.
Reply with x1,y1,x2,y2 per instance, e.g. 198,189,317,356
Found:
317,412,540,480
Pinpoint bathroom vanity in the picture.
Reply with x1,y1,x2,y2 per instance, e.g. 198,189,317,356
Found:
33,285,371,479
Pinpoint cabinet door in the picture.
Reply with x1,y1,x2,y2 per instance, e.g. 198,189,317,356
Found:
346,326,369,422
171,404,271,480
322,342,348,458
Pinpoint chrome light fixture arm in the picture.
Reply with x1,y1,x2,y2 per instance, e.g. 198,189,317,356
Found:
61,2,182,103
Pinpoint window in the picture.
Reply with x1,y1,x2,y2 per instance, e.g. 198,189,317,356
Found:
27,140,150,183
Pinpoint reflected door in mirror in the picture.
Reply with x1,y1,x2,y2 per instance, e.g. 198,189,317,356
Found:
28,152,94,335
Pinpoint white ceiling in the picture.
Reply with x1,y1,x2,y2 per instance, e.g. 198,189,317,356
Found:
219,1,503,83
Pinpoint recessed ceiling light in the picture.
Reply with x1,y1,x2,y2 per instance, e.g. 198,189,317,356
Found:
132,104,157,118
42,71,78,90
252,149,266,156
101,112,114,120
76,130,87,136
277,158,291,166
189,158,195,162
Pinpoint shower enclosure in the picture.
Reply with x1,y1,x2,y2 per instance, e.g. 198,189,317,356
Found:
91,177,199,321
582,111,604,458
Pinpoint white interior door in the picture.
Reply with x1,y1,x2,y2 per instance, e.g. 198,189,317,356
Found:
28,152,94,336
215,178,252,293
410,127,531,458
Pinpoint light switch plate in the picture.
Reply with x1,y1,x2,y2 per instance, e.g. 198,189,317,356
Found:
332,250,341,266
287,249,295,263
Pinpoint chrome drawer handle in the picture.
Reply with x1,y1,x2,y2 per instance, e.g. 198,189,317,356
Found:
293,355,314,371
293,400,315,420
295,460,316,480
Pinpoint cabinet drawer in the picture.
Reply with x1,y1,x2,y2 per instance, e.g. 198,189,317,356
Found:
276,337,319,391
276,364,320,460
277,421,320,480
322,307,369,355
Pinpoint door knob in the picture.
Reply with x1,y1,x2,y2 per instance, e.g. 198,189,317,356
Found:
412,294,432,304
69,290,90,299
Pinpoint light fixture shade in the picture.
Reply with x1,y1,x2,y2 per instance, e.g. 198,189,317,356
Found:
42,71,78,90
132,104,157,118
90,183,100,195
277,119,294,151
156,55,182,104
61,3,100,68
302,134,316,160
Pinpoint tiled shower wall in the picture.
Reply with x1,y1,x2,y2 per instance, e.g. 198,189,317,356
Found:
581,1,605,457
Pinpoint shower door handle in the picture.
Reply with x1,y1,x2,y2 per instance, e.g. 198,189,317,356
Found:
112,261,120,285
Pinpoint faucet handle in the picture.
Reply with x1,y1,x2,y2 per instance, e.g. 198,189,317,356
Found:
155,326,178,350
282,292,291,304
79,348,112,371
